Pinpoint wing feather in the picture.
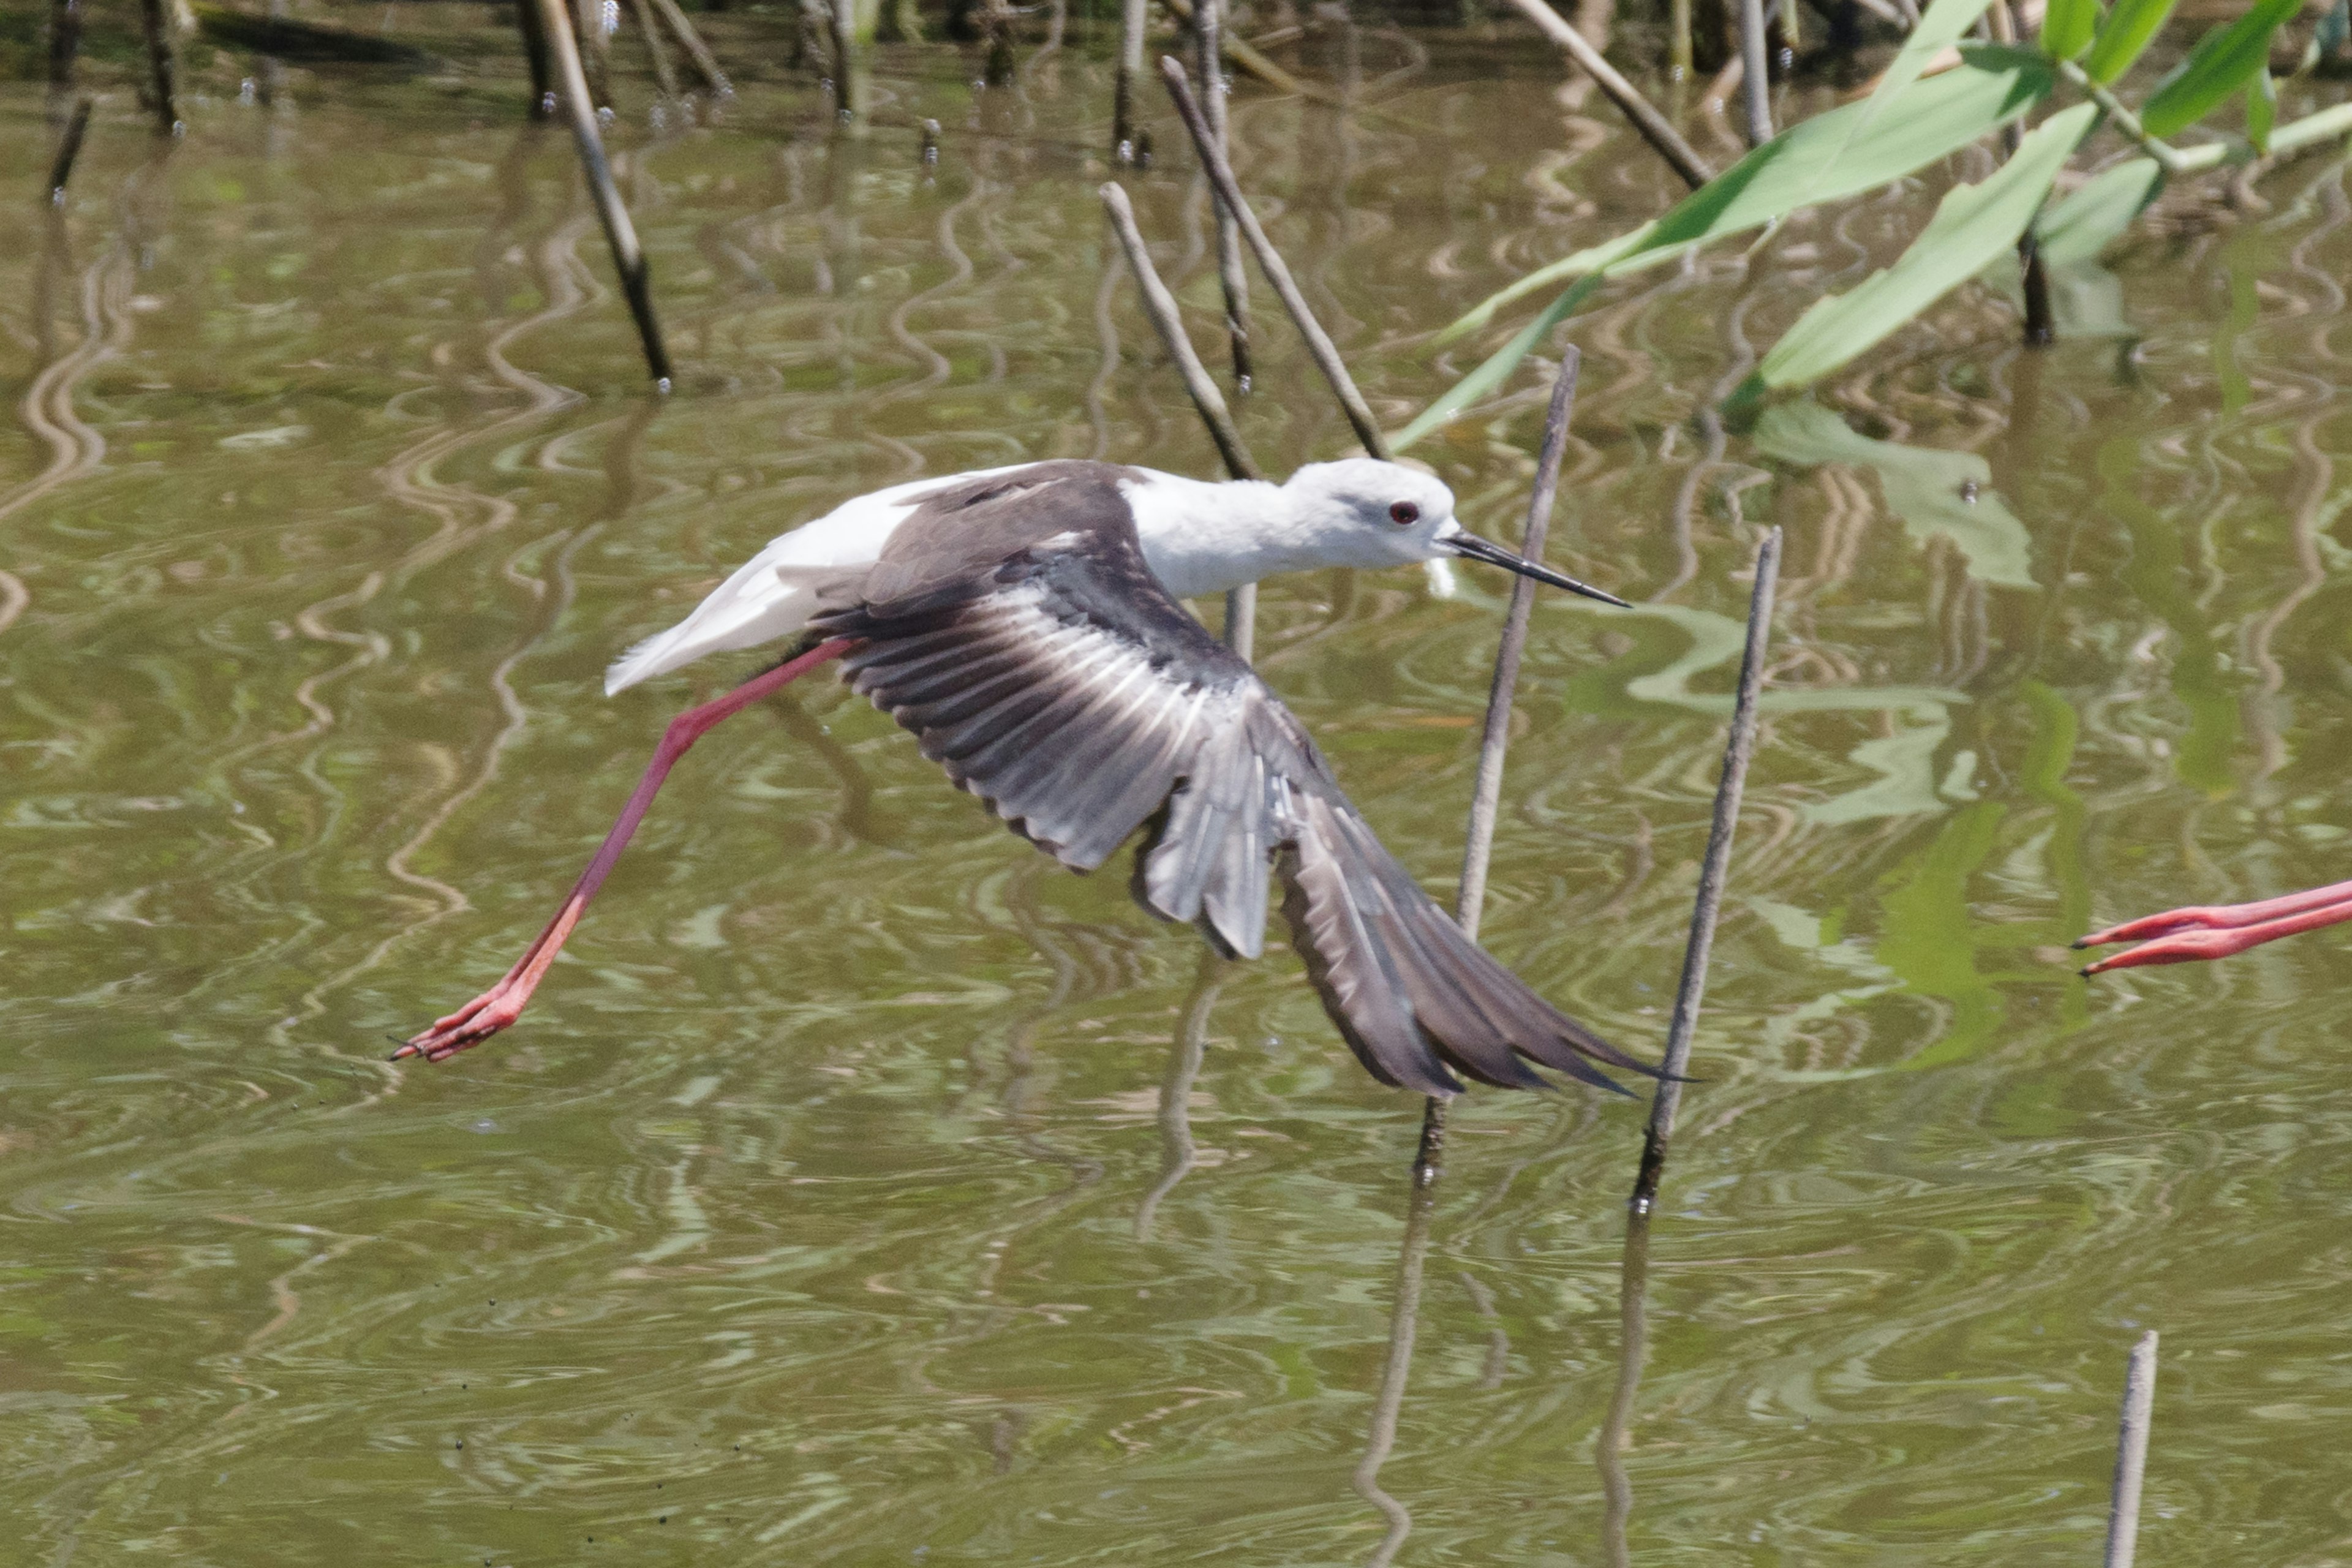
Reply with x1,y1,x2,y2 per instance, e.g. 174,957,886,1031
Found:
809,464,1653,1098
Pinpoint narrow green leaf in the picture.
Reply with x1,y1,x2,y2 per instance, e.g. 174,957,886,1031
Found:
1431,49,2056,349
1846,0,1996,146
2140,0,2299,138
2040,0,2098,60
2033,156,2162,268
1404,51,2058,443
2083,0,2177,81
2247,64,2277,153
1757,104,2097,391
1396,274,1608,451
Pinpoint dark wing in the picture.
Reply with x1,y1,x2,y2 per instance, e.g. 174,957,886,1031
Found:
809,469,1654,1098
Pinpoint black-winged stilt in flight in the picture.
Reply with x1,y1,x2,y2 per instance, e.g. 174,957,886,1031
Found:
2077,878,2352,975
394,458,1653,1097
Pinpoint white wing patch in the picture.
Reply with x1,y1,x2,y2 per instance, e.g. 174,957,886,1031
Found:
604,464,1034,695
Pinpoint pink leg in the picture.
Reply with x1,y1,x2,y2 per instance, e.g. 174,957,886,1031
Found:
2079,889,2352,976
394,638,854,1063
2075,876,2352,949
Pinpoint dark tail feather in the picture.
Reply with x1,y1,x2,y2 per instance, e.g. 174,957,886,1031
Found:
1280,793,1658,1096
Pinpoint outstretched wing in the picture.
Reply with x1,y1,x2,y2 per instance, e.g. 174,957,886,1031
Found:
809,466,1654,1097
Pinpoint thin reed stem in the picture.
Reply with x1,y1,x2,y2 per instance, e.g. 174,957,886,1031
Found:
138,0,180,137
537,0,676,390
1631,526,1781,1212
1737,0,1772,145
1456,349,1578,938
1099,183,1262,656
1098,183,1262,486
47,96,92,204
646,0,731,95
1115,0,1147,159
626,0,682,102
2104,1331,2159,1568
1161,0,1323,99
1499,0,1713,190
516,0,557,117
1159,57,1388,458
1191,0,1251,393
48,0,81,98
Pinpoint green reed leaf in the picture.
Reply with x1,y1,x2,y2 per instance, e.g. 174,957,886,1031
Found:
2033,155,2163,268
1752,103,2097,393
2247,60,2277,152
2082,0,2178,82
2139,0,2298,140
2040,0,2099,61
1403,48,2057,447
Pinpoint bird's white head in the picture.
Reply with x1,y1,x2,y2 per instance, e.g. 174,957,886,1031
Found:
1275,458,1630,606
1278,459,1465,571
1127,457,1627,606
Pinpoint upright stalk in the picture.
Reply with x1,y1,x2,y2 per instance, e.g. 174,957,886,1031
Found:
1193,0,1252,393
537,0,676,388
48,0,82,102
1160,58,1388,457
1100,184,1261,655
2104,1332,2160,1568
138,0,180,136
1115,0,1147,160
517,0,557,117
646,0,731,96
47,96,92,203
1456,349,1580,937
573,0,614,113
1499,0,1713,190
1631,527,1780,1212
1736,0,1771,145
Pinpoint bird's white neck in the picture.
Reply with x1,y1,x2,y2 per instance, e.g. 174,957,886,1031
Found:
1123,471,1330,600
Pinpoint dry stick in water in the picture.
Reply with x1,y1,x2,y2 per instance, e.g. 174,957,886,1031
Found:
625,0,683,104
1736,0,1773,145
1114,0,1147,159
1411,350,1588,1177
1159,57,1387,459
137,0,179,136
47,96,92,205
1456,349,1579,940
1160,0,1322,100
2105,1332,2159,1568
1191,0,1252,393
48,0,81,98
1499,0,1713,191
646,0,731,96
1099,182,1261,658
516,0,557,117
537,0,676,390
573,0,614,113
1986,0,2055,344
1630,526,1781,1212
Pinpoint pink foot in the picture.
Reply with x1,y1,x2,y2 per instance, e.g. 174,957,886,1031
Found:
393,984,532,1062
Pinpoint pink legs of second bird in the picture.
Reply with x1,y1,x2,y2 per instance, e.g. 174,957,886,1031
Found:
2075,876,2352,976
394,638,856,1064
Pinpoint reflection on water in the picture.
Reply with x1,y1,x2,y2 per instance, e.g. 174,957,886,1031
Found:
5,11,2352,1564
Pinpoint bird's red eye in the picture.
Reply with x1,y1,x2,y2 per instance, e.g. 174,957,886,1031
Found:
1389,501,1420,526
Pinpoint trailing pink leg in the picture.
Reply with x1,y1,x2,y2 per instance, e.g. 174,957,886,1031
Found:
2074,875,2352,949
394,638,854,1063
2079,891,2352,976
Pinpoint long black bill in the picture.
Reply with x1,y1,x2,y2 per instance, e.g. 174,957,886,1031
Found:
1441,532,1631,608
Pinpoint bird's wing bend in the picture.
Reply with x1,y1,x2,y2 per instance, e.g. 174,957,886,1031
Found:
808,465,1653,1097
